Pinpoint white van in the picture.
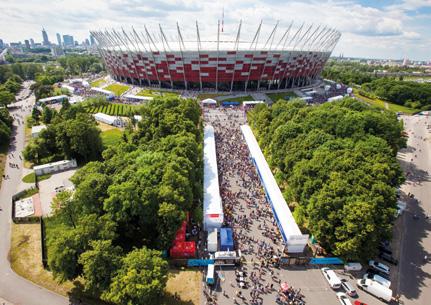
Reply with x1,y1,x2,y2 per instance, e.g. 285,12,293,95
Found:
357,279,392,303
206,264,215,285
321,267,342,289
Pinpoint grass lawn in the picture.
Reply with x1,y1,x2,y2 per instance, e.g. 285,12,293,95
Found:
14,216,199,305
90,79,106,87
0,144,7,185
267,91,298,102
22,172,51,183
222,95,254,103
137,89,179,98
101,129,123,147
353,89,417,115
10,223,75,296
104,84,130,96
11,222,110,305
86,103,141,116
196,93,226,100
165,269,201,305
403,75,431,81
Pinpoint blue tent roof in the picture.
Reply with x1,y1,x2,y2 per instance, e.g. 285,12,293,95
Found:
220,227,234,251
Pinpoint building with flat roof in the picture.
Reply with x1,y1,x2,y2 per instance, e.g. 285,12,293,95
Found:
241,125,309,253
203,125,223,231
31,125,47,138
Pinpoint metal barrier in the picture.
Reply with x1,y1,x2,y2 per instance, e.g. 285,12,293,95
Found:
309,257,344,265
187,259,215,267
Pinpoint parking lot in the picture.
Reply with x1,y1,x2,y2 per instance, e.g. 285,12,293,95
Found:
38,169,76,215
211,264,393,305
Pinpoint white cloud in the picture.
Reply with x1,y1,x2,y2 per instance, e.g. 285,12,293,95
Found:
0,0,429,60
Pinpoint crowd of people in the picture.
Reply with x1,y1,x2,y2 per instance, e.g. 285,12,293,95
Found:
203,105,306,305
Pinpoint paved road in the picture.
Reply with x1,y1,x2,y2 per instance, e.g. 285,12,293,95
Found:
0,82,71,305
397,114,431,305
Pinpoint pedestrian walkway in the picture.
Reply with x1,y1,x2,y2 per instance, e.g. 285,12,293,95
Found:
0,297,14,305
203,107,306,305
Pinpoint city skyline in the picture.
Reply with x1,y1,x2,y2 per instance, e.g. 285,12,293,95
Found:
0,0,431,60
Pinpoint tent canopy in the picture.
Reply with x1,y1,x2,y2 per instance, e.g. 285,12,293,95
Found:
202,98,217,104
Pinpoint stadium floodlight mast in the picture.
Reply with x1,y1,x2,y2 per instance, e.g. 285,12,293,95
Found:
93,20,341,92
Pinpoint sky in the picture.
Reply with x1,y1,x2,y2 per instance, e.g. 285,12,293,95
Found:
0,0,430,60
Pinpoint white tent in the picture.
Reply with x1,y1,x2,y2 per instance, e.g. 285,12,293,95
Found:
201,98,217,105
38,95,68,104
243,101,264,106
94,112,123,127
327,95,344,102
203,125,223,231
124,94,153,102
241,125,309,253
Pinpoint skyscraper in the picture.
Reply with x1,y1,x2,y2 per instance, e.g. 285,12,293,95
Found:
42,28,50,46
90,34,96,46
0,39,4,49
56,33,62,46
62,34,74,47
30,38,35,47
24,39,30,49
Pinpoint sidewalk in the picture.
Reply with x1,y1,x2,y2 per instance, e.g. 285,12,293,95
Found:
0,297,14,305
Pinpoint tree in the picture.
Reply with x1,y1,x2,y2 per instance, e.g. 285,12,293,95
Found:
156,202,185,249
101,247,168,305
248,98,404,261
47,228,81,282
79,240,122,296
0,89,15,106
47,213,117,282
41,105,55,124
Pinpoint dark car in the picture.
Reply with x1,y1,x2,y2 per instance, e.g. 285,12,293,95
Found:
379,252,398,265
366,268,390,281
378,245,392,255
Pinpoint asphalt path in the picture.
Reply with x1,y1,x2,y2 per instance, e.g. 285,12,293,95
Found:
397,114,431,305
0,82,71,305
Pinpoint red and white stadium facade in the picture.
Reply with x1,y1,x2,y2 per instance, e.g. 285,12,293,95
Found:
91,22,341,91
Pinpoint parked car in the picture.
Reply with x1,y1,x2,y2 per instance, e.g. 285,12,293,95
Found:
379,252,398,265
341,279,357,297
336,292,353,305
363,273,391,288
344,262,362,271
366,268,390,281
354,301,368,305
321,267,342,289
369,260,390,275
396,200,406,217
378,245,392,255
55,185,65,193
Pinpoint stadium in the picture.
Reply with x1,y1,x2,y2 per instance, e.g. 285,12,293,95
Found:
91,22,341,92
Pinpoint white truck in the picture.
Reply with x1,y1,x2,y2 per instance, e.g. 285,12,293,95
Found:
357,279,392,303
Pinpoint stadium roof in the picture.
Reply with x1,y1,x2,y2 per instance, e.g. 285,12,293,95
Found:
92,21,341,53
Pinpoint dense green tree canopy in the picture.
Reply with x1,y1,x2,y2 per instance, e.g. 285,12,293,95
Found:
248,98,405,261
101,247,168,305
23,105,103,164
46,97,202,303
362,78,431,110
